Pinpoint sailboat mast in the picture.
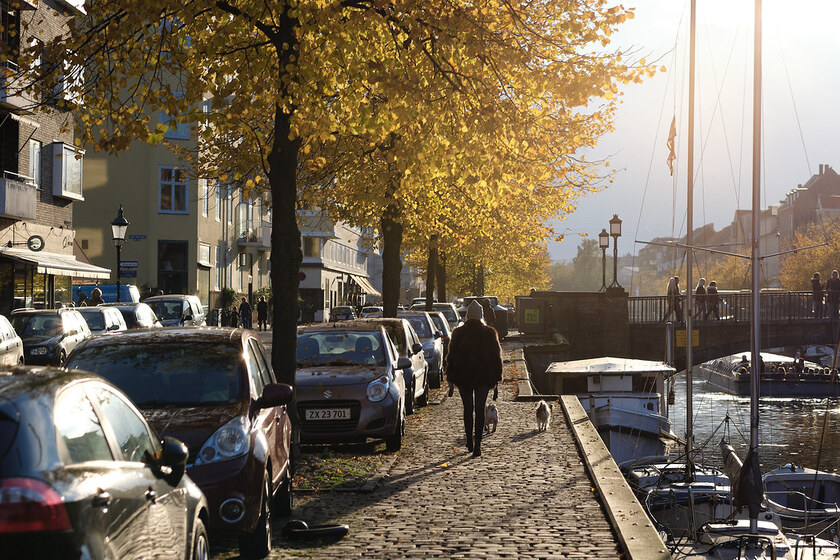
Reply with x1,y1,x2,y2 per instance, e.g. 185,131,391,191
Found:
749,0,763,533
685,0,696,457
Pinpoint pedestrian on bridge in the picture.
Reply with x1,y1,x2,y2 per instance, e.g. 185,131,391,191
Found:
694,278,707,320
663,276,683,322
445,300,502,458
705,280,720,319
812,272,824,318
827,270,840,321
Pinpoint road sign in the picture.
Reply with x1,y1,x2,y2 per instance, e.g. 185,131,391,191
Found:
119,269,137,278
128,235,146,241
120,260,139,268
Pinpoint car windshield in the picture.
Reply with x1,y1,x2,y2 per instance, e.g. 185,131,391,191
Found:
436,307,458,322
11,314,62,337
297,331,385,367
66,343,243,406
78,310,106,331
402,316,431,338
146,300,182,320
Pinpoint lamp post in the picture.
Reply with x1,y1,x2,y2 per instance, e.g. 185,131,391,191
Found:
608,214,622,288
598,228,609,291
111,205,129,303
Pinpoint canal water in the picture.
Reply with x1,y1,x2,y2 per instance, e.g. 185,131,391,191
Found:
667,370,840,473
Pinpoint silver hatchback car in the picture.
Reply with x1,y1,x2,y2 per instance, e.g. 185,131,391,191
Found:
296,322,410,451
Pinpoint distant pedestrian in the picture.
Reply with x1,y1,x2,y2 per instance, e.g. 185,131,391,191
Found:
479,297,496,327
445,301,503,458
88,288,105,306
827,270,840,321
75,288,87,307
663,276,683,322
705,281,720,319
239,297,252,329
812,272,825,318
694,278,707,320
257,296,269,331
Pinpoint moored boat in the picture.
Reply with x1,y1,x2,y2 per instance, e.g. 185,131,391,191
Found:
763,464,840,534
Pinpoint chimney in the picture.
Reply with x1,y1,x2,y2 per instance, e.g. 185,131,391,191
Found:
819,164,824,175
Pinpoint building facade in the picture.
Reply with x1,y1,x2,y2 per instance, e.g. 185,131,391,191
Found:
0,0,109,316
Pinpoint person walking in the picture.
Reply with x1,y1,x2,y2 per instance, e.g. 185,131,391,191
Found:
812,272,824,318
694,278,707,320
75,288,88,307
826,270,840,321
662,276,683,322
257,296,269,331
445,301,503,458
238,297,253,329
87,288,105,306
705,280,720,319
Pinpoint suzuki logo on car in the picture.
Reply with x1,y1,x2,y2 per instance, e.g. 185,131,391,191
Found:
323,390,333,399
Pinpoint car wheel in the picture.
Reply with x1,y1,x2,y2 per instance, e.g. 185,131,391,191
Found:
57,351,67,367
429,364,441,389
238,473,272,559
416,371,429,408
405,380,416,415
273,467,293,517
385,404,405,452
191,518,209,560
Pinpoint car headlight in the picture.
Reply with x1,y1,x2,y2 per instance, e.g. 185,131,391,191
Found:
195,415,250,465
367,375,390,402
30,347,48,356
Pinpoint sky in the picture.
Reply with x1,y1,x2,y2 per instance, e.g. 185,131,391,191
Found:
548,0,840,262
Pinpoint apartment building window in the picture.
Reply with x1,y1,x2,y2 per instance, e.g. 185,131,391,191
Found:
28,140,41,187
159,166,188,214
158,92,190,140
214,185,222,221
227,188,233,225
52,143,84,200
200,179,208,217
303,237,321,258
215,245,223,289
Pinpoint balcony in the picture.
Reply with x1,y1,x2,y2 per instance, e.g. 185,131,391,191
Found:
0,172,37,220
0,62,35,112
236,223,271,251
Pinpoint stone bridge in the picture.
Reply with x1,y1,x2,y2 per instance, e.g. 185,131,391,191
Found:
517,289,838,377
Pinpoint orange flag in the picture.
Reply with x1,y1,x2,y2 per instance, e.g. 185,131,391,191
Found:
666,116,676,176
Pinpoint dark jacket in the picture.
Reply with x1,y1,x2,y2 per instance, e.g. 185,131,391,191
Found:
257,300,268,319
445,319,503,389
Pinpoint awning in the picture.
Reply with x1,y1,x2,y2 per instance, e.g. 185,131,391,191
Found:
350,273,381,298
0,248,111,279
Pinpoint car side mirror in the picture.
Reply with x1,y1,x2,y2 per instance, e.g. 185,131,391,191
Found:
256,383,294,409
434,331,442,339
158,436,188,483
396,357,412,370
184,312,193,321
411,343,422,354
107,324,120,331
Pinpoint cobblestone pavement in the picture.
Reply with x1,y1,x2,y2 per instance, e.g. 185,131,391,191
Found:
214,338,620,559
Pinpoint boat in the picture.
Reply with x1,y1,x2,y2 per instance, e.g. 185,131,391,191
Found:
763,464,840,534
697,352,837,397
542,357,675,465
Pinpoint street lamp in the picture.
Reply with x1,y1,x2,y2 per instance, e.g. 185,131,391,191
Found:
598,228,609,291
608,214,622,288
111,205,129,302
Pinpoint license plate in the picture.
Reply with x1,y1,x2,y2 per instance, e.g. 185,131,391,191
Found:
306,408,351,420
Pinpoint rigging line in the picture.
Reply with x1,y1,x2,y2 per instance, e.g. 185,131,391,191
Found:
778,32,812,177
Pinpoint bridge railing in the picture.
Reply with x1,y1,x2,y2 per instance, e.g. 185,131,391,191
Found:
628,291,817,324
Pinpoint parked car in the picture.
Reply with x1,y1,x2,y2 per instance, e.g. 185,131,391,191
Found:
358,317,429,413
360,305,384,318
100,302,162,329
0,314,23,365
10,308,91,366
65,328,293,558
296,322,409,450
77,306,128,335
330,305,356,321
74,283,141,304
0,365,209,560
398,311,444,389
143,294,207,326
426,311,452,364
411,302,461,330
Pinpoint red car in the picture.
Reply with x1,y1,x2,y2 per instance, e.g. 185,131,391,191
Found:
66,327,293,559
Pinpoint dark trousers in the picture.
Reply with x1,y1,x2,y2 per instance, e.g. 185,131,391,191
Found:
258,316,267,331
458,384,492,444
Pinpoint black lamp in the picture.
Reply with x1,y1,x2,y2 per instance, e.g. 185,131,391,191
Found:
598,228,609,291
608,214,622,288
111,205,129,302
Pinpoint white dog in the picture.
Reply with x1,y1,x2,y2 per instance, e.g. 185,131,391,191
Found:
535,400,552,432
484,402,498,434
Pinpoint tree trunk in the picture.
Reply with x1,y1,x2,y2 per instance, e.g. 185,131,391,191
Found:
268,16,302,387
424,234,437,311
381,203,404,318
436,251,447,303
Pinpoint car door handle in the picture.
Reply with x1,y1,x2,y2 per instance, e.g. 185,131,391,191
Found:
93,490,111,507
145,488,157,503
